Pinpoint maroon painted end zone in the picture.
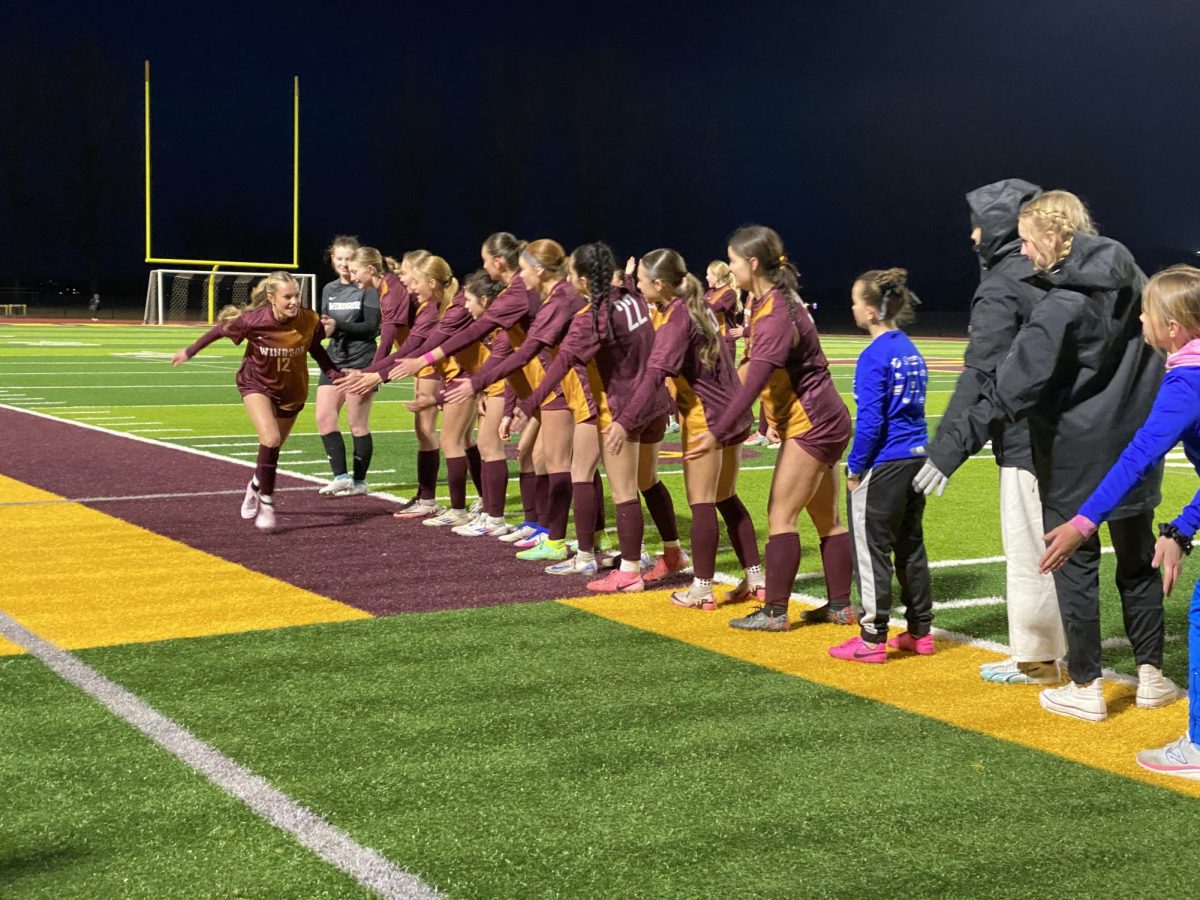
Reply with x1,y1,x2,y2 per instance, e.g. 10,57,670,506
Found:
0,408,602,615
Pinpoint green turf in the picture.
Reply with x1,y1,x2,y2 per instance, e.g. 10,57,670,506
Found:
68,605,1200,899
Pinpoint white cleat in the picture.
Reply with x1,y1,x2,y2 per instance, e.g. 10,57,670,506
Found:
319,475,353,496
423,508,474,527
241,480,260,519
255,498,277,532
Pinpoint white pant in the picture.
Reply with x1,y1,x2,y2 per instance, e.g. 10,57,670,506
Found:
999,466,1066,662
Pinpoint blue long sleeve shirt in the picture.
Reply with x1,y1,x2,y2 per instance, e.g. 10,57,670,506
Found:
1078,365,1200,536
847,330,929,476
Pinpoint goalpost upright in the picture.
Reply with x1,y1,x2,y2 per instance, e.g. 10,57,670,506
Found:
143,61,304,324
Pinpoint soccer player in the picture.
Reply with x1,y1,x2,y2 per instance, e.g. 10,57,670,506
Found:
696,224,854,632
171,272,342,531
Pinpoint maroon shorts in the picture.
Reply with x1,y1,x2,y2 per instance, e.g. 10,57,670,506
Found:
629,413,668,444
540,393,570,412
239,389,304,420
790,411,852,468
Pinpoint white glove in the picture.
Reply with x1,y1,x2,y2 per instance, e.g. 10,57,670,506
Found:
912,460,948,497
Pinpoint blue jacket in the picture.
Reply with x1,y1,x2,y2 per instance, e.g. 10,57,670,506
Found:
847,330,929,476
1078,364,1200,535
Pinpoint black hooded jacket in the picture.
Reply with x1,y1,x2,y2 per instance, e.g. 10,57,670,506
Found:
928,232,1164,518
937,178,1043,472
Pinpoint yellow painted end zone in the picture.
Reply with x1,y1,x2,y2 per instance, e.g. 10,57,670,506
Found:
561,591,1199,799
0,476,370,655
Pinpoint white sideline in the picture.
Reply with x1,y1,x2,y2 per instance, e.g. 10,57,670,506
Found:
0,611,440,899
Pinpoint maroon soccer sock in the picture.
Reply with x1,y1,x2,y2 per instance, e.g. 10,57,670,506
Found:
592,471,606,537
689,502,719,580
535,474,550,527
717,494,760,568
615,500,644,565
519,471,538,523
446,456,468,510
465,445,483,495
757,404,769,436
547,472,572,541
484,460,509,518
573,481,597,552
256,444,280,497
416,449,440,501
765,532,801,613
819,532,853,606
641,480,679,543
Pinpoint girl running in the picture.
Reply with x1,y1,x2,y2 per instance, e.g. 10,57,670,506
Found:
706,260,742,346
316,234,380,497
828,269,933,663
171,272,342,531
1041,264,1196,770
611,249,760,608
696,224,853,632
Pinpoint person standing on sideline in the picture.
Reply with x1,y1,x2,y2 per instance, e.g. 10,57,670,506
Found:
88,292,101,320
315,235,381,496
171,273,342,531
829,269,933,664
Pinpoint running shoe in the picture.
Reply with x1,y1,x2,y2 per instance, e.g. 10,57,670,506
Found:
829,636,886,664
319,474,352,496
393,499,443,520
454,515,512,537
1039,678,1106,722
499,522,539,543
513,529,548,550
240,479,260,520
545,555,599,576
1136,734,1200,780
724,578,766,604
254,498,276,532
423,508,474,527
802,603,857,625
729,606,790,632
1137,664,1182,709
887,631,936,655
643,547,691,583
670,582,716,610
468,498,484,515
516,538,568,561
980,659,1061,685
587,569,645,593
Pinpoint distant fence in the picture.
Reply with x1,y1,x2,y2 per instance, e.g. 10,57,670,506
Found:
0,288,142,321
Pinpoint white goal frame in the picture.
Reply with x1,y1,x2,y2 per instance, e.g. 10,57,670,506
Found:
144,268,317,324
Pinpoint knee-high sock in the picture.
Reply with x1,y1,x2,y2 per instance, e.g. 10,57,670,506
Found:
320,432,347,478
717,494,760,568
416,449,440,501
446,456,468,510
757,403,769,436
592,471,606,537
535,473,550,527
256,444,281,497
465,445,483,495
690,502,719,580
641,480,679,543
484,460,509,518
573,481,598,552
819,532,853,605
615,500,644,565
547,473,572,540
765,532,801,612
519,471,538,523
352,434,373,482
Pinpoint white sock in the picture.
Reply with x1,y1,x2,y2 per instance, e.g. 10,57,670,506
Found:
745,564,764,587
620,559,640,573
576,550,596,565
663,539,681,550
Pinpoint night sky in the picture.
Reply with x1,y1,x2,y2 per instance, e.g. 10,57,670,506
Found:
3,0,1199,324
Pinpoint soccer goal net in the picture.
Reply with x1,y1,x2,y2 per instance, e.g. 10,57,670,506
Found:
143,269,317,324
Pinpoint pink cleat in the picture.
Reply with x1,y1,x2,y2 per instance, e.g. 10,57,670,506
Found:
887,631,935,655
829,636,886,664
587,569,645,593
643,547,691,583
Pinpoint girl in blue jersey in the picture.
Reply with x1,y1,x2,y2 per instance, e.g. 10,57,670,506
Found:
1041,264,1197,774
830,268,934,664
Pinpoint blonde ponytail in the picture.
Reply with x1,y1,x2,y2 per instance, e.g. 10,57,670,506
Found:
249,272,297,309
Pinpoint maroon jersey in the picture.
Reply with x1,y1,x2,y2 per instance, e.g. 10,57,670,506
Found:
373,273,412,362
616,298,749,436
710,287,848,445
468,279,584,393
706,286,739,335
186,306,339,416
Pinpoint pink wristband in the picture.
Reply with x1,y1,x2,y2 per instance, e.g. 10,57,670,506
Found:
423,352,436,365
1069,514,1098,539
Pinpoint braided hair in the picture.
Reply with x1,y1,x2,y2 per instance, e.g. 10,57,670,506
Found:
1018,190,1096,272
570,242,619,343
855,267,920,327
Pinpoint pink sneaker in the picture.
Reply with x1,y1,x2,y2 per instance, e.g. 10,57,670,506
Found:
724,579,766,605
888,631,935,655
828,636,886,664
643,548,691,583
587,569,645,593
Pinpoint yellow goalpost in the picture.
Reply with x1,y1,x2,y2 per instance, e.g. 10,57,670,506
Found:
143,61,301,323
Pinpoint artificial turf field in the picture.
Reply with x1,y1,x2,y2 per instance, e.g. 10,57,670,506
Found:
1,322,1198,898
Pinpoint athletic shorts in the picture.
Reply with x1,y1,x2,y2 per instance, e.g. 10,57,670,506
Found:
790,412,852,469
629,413,668,444
239,389,304,420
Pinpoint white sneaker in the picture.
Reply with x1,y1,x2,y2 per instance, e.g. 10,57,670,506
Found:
393,499,443,520
544,555,599,576
423,508,473,527
1136,664,1181,709
320,475,352,496
743,433,768,446
1039,678,1106,722
499,523,538,543
980,659,1062,685
454,515,512,537
468,498,484,515
1137,734,1200,779
255,498,277,531
241,480,260,519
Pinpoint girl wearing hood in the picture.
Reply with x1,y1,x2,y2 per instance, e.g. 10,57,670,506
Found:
1041,264,1199,776
918,196,1171,723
